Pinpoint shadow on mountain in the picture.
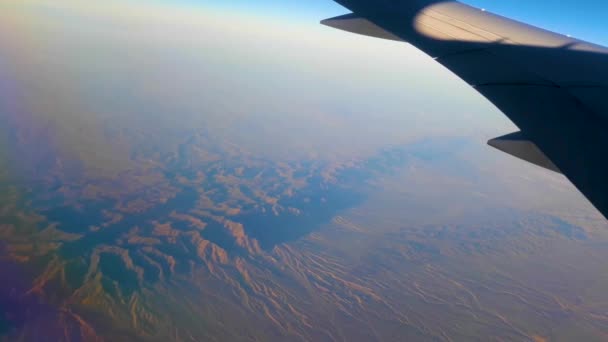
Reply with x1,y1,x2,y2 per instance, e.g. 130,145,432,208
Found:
236,176,366,250
238,138,473,250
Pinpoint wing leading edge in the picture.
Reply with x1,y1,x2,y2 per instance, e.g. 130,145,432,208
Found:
323,0,608,218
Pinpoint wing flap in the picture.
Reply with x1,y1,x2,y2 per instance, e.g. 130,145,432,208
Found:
477,83,608,214
488,132,560,173
321,13,403,42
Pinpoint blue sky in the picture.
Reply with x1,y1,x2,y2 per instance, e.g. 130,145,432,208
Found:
191,0,608,45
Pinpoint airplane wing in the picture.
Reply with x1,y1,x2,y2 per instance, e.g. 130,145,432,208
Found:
322,0,608,218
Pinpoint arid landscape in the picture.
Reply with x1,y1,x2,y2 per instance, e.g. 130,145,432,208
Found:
2,126,608,341
2,1,608,341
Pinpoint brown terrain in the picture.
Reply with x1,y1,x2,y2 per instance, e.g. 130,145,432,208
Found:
1,125,608,341
2,1,608,341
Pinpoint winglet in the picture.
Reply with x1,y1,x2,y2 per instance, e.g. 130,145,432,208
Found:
488,131,561,173
321,13,404,42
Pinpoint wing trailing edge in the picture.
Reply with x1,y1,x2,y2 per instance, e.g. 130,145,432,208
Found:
321,13,404,42
488,132,561,174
